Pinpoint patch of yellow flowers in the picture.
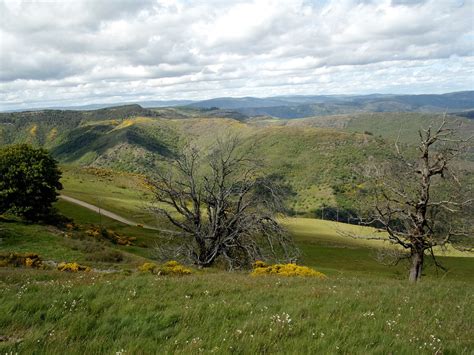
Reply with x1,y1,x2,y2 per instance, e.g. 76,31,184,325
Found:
138,260,192,276
251,261,327,278
138,262,157,273
0,252,43,268
57,262,91,272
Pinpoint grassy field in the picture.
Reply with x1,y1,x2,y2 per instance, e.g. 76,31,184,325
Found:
60,166,156,225
55,166,474,280
3,196,472,282
59,167,473,267
1,156,472,353
1,269,472,354
281,217,474,281
1,189,473,354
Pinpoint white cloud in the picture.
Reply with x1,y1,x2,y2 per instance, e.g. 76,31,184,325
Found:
0,0,472,110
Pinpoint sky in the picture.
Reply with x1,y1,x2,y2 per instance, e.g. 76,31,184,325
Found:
0,0,473,110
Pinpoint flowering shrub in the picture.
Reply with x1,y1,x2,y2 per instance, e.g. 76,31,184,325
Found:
253,260,267,268
138,261,192,275
160,261,192,276
86,227,136,246
25,258,34,267
163,260,180,268
251,261,327,278
0,252,43,268
138,262,158,273
57,262,91,272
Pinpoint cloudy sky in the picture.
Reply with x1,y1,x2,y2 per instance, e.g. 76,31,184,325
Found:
0,0,473,110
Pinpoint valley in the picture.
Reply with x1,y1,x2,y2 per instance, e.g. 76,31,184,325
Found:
2,104,473,216
2,1,473,352
1,97,473,353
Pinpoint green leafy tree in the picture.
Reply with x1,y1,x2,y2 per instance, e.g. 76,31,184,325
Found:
0,144,62,221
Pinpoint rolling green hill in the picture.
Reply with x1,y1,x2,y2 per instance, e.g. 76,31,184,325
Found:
1,106,472,215
251,112,474,143
1,104,473,354
251,112,474,163
0,107,390,214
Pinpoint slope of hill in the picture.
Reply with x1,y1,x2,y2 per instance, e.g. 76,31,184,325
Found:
251,112,474,144
1,106,472,215
0,107,388,214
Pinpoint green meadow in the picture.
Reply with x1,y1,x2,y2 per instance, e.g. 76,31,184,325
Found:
1,173,473,353
1,107,473,353
1,267,472,354
0,203,472,353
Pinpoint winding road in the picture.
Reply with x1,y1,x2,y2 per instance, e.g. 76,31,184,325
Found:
59,195,161,231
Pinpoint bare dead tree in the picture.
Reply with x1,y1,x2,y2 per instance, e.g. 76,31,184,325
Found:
147,136,298,269
355,116,473,282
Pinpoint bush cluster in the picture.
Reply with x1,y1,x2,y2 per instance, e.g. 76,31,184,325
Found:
62,231,127,263
138,260,192,276
86,227,136,246
251,261,327,278
0,252,43,268
57,262,91,272
160,260,192,275
138,262,158,273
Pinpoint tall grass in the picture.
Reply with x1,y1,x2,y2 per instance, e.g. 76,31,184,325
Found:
0,269,472,354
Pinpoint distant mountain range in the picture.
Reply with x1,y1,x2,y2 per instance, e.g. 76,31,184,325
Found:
186,91,474,118
2,91,473,118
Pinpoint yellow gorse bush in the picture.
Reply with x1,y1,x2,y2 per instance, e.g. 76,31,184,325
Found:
86,226,136,246
161,261,192,276
164,260,180,268
138,262,158,273
251,261,327,278
138,261,192,276
25,258,34,267
0,252,43,268
57,262,91,272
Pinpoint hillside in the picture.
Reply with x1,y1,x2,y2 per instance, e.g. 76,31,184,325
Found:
0,107,395,214
1,105,473,354
2,106,473,215
251,112,474,142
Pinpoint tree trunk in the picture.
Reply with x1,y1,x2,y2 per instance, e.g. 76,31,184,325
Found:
409,250,423,282
196,246,218,268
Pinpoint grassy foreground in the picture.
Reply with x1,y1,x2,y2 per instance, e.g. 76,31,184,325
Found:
1,269,472,354
3,202,473,282
1,165,472,353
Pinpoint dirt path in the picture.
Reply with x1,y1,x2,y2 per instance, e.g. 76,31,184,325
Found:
59,195,161,231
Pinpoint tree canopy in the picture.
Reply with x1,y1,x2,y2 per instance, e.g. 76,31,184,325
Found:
0,144,62,221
